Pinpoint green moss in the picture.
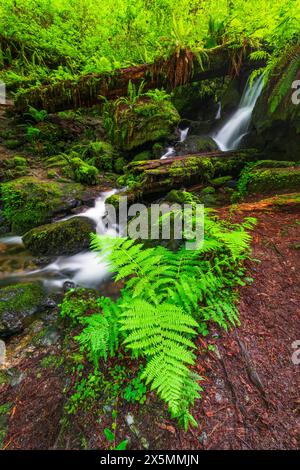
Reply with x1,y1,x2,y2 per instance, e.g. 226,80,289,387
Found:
0,177,84,234
169,157,214,180
201,186,216,195
4,139,21,150
0,402,12,448
71,157,99,185
210,175,232,187
79,140,116,172
165,190,199,204
0,283,45,317
22,216,96,256
132,150,152,162
235,162,300,199
60,288,99,325
114,157,127,174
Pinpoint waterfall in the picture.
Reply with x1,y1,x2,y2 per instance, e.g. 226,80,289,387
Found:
161,147,176,160
215,101,221,120
0,190,119,290
179,127,189,142
212,74,264,151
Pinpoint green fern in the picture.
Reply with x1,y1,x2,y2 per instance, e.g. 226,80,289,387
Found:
87,211,255,428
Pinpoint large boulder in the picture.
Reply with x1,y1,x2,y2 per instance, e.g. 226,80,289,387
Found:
22,216,96,256
103,96,179,151
0,282,52,337
0,177,94,234
177,135,218,155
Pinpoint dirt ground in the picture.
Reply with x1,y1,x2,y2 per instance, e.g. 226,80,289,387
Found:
1,196,299,450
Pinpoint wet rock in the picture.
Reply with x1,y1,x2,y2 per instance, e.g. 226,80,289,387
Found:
177,135,218,155
38,326,61,347
103,97,179,151
22,216,96,256
0,282,51,337
63,281,76,292
0,177,96,234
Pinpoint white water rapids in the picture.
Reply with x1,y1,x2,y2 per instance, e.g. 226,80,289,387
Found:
212,74,264,151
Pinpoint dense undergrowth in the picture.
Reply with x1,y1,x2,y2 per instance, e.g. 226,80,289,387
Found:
60,208,256,429
0,0,299,95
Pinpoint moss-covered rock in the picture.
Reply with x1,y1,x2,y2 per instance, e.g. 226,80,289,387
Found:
0,177,88,234
132,150,152,162
78,140,117,172
210,175,232,187
22,216,96,256
165,189,199,204
103,97,179,151
177,135,218,155
0,403,12,447
70,157,99,185
247,166,300,194
0,282,49,337
250,45,300,161
235,163,300,199
0,155,29,182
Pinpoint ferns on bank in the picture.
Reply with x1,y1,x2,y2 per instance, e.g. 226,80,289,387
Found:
74,210,255,428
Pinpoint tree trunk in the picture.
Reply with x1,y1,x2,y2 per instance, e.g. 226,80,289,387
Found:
14,45,242,113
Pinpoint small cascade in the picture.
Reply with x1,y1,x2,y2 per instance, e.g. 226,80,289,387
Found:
160,147,176,160
212,74,264,151
179,127,189,142
215,101,222,120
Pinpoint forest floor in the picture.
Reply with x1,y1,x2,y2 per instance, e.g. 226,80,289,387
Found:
1,195,299,450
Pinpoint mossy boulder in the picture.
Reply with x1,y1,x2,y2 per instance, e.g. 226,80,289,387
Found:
0,155,29,182
77,140,117,172
132,150,152,162
103,97,179,151
250,46,300,161
0,403,12,447
210,175,233,187
237,164,300,198
0,177,89,234
22,216,96,256
70,157,99,185
165,190,199,204
0,282,50,337
177,135,218,155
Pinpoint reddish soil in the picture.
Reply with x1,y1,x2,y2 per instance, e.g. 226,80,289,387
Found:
1,197,299,450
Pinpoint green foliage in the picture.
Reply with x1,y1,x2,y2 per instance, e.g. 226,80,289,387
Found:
123,373,147,404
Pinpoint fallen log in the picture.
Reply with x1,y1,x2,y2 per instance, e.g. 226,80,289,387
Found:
127,149,262,196
14,45,247,114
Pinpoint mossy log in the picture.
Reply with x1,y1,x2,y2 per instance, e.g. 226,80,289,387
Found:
14,45,249,113
127,149,261,196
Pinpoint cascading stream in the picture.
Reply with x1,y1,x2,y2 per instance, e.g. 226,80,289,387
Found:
212,74,264,151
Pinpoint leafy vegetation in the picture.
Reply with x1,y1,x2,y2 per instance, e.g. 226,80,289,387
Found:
61,209,255,429
1,0,299,105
